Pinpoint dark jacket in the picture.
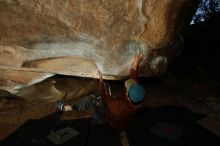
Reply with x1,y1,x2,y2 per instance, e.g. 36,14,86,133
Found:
99,69,138,131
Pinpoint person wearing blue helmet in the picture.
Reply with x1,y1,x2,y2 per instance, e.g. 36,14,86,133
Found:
57,52,145,131
98,52,145,131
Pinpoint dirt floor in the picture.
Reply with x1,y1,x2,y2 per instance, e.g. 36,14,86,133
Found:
0,54,220,142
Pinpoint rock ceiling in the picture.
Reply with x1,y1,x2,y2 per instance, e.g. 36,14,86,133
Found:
0,0,199,93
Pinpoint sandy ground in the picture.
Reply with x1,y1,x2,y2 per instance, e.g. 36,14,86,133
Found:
0,74,220,141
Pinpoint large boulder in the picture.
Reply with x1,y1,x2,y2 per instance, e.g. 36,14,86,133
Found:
0,0,199,93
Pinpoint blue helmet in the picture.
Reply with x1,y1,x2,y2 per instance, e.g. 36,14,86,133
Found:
125,79,145,103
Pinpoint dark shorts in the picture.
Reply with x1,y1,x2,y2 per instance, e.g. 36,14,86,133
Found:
72,92,106,124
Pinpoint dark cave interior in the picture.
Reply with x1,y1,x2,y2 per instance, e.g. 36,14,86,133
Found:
0,0,220,146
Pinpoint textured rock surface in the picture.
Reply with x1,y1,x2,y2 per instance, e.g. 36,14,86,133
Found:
0,0,198,92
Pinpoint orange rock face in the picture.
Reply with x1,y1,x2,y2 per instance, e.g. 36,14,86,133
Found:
0,0,198,93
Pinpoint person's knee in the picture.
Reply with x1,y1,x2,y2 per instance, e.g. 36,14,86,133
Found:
72,104,79,111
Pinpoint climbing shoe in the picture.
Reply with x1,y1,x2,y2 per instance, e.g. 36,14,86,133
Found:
56,100,66,111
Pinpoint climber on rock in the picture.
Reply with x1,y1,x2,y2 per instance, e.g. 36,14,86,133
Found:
57,52,145,131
